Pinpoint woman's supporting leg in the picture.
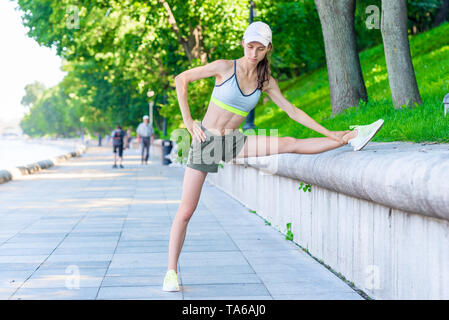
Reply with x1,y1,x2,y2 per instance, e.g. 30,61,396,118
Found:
235,130,357,158
167,167,208,272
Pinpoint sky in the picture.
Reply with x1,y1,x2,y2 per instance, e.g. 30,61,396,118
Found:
0,0,66,126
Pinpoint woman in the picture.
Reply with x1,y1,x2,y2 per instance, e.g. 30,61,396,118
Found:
162,21,383,291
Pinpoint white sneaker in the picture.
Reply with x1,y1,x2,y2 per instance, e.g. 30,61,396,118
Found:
162,269,180,292
348,119,384,151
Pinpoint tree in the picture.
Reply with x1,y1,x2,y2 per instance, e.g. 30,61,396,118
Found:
20,81,46,108
20,85,81,137
158,0,207,64
314,0,367,115
434,0,449,27
16,0,249,135
381,0,422,108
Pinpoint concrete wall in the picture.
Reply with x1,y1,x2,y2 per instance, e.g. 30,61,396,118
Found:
205,142,449,300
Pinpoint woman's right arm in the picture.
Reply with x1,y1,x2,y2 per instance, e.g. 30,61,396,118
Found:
174,59,228,143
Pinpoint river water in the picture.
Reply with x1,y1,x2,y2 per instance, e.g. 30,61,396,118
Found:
0,138,81,170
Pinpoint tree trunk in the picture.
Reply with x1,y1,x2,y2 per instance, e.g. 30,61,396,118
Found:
314,0,367,115
159,0,207,64
381,0,422,108
434,0,449,27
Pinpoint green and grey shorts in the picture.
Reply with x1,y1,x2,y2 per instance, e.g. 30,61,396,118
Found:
186,121,248,173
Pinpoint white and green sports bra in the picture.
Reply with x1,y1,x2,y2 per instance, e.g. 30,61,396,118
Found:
210,59,262,117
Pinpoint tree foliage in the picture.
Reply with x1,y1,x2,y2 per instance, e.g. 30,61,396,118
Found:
15,0,448,136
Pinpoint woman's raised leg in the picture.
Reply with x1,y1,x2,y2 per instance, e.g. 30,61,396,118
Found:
235,130,356,158
167,167,208,272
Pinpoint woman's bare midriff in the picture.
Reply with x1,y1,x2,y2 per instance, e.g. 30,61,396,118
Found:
200,101,245,136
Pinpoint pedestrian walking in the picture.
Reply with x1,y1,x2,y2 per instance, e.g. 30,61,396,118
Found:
136,115,154,165
111,125,127,169
162,21,384,291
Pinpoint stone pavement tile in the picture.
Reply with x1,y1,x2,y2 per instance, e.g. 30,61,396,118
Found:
241,248,310,258
44,253,113,263
182,244,239,252
57,240,118,249
0,270,32,299
11,232,68,239
184,296,273,300
0,255,47,264
179,251,248,262
186,223,224,230
0,247,55,256
0,270,33,284
121,230,170,236
62,235,121,243
183,239,236,246
70,229,123,234
232,239,298,251
181,283,270,298
21,272,104,289
115,246,167,254
96,285,182,300
119,233,170,241
262,279,356,296
5,237,62,245
257,269,350,288
31,267,107,277
248,263,311,274
182,235,232,242
101,275,164,287
52,246,116,255
189,215,220,222
184,231,231,238
116,240,168,247
0,263,40,272
21,226,74,233
245,257,315,269
76,220,123,226
272,291,364,300
40,261,110,270
10,287,99,300
0,287,18,299
68,232,121,238
181,273,262,285
179,265,256,275
109,252,168,269
106,267,171,277
179,258,249,267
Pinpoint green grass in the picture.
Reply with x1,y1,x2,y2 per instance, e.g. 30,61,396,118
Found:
252,23,449,143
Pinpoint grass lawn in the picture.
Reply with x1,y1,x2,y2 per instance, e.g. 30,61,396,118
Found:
250,22,449,143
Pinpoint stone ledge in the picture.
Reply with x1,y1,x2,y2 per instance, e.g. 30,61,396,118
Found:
0,143,87,185
231,141,449,221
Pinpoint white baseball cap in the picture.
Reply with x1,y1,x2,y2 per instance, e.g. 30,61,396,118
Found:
143,115,149,120
243,21,272,47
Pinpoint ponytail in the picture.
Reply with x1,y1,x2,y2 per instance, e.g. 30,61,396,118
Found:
256,43,272,90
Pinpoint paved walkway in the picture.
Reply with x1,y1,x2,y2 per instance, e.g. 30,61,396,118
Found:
0,146,363,300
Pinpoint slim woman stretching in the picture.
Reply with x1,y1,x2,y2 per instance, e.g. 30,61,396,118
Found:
162,22,384,291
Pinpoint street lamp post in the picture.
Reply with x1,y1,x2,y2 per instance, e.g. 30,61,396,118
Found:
162,94,168,137
242,0,257,131
147,90,155,125
149,101,154,125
